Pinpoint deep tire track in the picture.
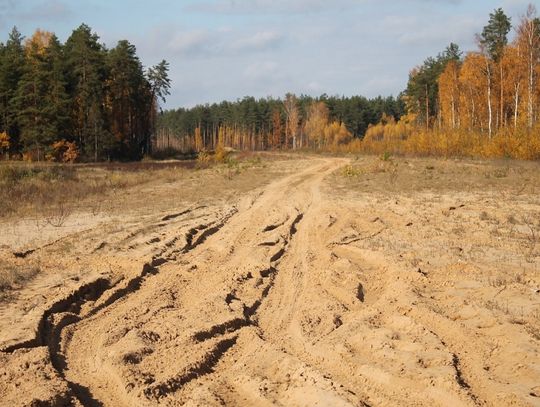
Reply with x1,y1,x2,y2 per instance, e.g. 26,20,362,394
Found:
1,208,239,406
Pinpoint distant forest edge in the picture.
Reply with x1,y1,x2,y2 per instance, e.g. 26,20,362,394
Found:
158,4,540,160
1,3,540,162
0,24,171,162
157,95,403,153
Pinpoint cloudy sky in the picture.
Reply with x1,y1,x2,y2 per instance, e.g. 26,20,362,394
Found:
0,0,535,107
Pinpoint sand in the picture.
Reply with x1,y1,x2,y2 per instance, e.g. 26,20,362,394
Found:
0,156,539,406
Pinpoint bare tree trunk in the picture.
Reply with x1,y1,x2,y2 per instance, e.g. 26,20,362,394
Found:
451,95,455,129
528,46,534,128
486,56,493,138
500,62,504,130
425,84,429,130
514,82,520,129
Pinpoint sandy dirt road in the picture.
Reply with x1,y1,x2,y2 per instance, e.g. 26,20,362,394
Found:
1,156,539,406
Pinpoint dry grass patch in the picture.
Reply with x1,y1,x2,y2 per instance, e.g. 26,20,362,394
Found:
0,261,40,293
0,161,194,220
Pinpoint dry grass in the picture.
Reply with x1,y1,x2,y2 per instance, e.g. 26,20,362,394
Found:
0,161,196,220
0,154,306,296
0,153,292,222
334,156,540,195
0,262,40,293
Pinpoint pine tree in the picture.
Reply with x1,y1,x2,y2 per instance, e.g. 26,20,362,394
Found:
0,27,25,152
107,40,147,158
405,45,458,129
481,9,512,62
16,31,72,156
42,35,71,142
64,24,108,160
14,30,53,156
146,60,171,154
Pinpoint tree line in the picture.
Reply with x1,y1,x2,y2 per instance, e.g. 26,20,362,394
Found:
157,94,404,153
0,24,170,161
363,4,540,159
158,4,539,160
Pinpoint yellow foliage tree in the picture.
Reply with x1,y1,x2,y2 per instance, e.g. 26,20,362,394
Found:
24,29,53,57
194,126,203,152
327,122,352,146
48,140,79,163
439,60,461,129
502,45,526,128
0,132,10,157
458,53,487,132
304,101,329,148
515,5,540,129
284,94,300,149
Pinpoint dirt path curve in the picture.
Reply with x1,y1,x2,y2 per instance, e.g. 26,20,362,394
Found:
59,157,353,406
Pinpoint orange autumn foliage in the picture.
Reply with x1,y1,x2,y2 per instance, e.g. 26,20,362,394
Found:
0,132,9,155
47,140,79,163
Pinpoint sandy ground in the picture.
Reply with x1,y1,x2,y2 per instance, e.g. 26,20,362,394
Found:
0,155,539,406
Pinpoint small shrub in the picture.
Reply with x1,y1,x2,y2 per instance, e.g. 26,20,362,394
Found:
214,144,229,163
342,165,362,178
48,140,79,163
0,131,10,157
196,150,211,168
380,151,393,161
225,156,240,179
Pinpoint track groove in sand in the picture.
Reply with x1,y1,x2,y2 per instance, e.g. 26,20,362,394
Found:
1,206,240,406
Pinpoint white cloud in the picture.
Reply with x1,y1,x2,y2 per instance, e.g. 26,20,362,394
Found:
244,60,279,79
144,27,285,59
186,0,358,14
19,0,72,21
167,30,213,55
307,81,323,92
381,13,477,50
231,31,283,51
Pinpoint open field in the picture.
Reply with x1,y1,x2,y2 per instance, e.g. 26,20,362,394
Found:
0,154,539,406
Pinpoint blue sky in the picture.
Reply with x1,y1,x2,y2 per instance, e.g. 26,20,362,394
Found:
0,0,536,107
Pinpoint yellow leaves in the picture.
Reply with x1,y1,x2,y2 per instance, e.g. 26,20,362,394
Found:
284,94,300,148
304,102,353,148
24,29,53,57
325,122,352,146
0,132,10,152
305,102,329,147
214,131,228,163
194,127,203,152
438,60,460,129
363,116,414,155
400,112,418,124
359,116,540,160
47,140,79,163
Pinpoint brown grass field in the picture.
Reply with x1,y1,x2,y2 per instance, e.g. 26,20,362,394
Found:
0,153,539,406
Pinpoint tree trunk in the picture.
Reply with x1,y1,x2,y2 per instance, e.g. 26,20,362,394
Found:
486,57,493,138
425,84,429,130
514,82,520,130
500,62,504,130
528,47,534,128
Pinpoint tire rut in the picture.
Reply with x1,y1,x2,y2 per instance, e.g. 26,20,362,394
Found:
144,336,239,401
190,211,305,348
0,208,239,406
